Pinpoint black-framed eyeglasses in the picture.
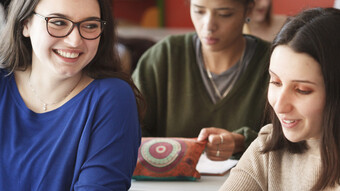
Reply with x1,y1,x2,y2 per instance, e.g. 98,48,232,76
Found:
33,12,107,40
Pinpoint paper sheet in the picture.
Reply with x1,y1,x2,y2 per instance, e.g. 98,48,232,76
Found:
196,153,238,175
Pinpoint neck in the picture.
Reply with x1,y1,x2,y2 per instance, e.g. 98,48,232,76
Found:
248,20,270,30
202,37,246,74
26,68,83,112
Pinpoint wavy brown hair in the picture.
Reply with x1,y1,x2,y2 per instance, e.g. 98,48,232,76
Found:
262,8,340,190
0,0,145,121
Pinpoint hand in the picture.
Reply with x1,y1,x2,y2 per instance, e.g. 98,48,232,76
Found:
197,127,236,161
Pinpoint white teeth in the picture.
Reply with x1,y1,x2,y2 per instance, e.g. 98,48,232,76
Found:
283,120,295,124
56,50,79,58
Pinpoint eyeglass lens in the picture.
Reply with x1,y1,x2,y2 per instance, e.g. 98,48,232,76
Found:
47,17,104,39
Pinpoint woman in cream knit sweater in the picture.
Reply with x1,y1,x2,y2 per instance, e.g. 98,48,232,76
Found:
220,8,340,191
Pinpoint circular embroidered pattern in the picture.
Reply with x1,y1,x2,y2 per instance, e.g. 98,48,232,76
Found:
139,138,186,172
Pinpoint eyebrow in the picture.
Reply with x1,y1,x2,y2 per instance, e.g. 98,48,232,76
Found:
192,4,235,11
269,69,317,85
48,13,100,20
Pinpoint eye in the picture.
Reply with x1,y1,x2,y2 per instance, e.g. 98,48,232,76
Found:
269,81,281,86
83,23,99,29
193,7,205,15
296,89,312,95
49,18,68,27
219,14,232,17
218,12,233,18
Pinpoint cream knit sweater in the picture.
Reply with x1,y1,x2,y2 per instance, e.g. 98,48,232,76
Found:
219,124,340,191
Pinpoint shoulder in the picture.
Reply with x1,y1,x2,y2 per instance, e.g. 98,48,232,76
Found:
0,68,9,76
239,124,274,163
243,35,271,71
245,124,273,151
92,78,135,100
0,69,11,83
254,36,271,63
134,33,197,75
222,125,274,190
256,124,274,148
273,14,288,24
234,125,273,160
245,34,270,51
254,36,271,51
146,32,196,54
85,78,138,121
161,32,196,45
272,14,288,30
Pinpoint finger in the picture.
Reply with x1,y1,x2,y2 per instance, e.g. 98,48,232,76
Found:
198,127,232,141
203,127,223,135
206,142,234,152
197,128,209,142
206,141,220,150
205,150,233,161
208,134,223,145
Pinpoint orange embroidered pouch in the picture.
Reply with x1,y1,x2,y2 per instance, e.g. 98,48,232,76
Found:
132,137,206,181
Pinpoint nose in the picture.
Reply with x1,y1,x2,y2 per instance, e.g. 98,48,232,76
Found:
203,12,217,34
64,26,82,47
272,87,294,114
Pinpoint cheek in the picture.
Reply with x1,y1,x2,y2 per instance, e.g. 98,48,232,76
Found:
28,23,54,50
226,17,247,34
264,0,271,8
303,99,325,120
253,13,266,21
190,16,202,31
267,86,276,108
30,33,55,57
86,40,100,59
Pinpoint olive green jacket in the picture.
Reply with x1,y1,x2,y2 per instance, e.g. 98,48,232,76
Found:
132,33,270,150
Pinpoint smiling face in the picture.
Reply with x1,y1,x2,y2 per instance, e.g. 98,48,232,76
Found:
22,0,101,78
190,0,250,52
268,45,326,142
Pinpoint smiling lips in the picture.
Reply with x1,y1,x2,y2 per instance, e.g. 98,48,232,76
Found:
283,119,295,124
281,119,299,129
55,50,80,59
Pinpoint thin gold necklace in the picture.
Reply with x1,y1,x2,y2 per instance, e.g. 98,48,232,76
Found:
205,68,230,99
28,71,82,111
203,49,245,99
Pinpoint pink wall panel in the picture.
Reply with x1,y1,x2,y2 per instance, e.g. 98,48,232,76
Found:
113,0,335,28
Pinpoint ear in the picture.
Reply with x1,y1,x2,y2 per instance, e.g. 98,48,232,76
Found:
22,19,31,37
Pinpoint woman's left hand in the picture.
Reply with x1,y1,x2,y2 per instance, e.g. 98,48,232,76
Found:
197,127,237,161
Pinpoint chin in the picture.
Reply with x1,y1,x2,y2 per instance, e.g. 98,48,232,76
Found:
286,138,302,143
283,133,303,143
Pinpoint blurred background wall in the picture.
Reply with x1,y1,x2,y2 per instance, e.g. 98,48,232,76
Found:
112,0,334,28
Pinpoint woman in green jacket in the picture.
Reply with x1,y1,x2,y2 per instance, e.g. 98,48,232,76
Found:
133,0,270,161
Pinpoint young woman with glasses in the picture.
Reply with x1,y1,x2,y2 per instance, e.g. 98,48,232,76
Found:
0,0,144,190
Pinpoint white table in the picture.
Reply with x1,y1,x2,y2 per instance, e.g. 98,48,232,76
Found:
130,173,229,191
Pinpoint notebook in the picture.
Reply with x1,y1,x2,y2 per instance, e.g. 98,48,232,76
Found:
196,152,238,176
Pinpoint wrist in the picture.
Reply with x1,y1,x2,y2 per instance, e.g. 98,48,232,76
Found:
231,133,245,154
